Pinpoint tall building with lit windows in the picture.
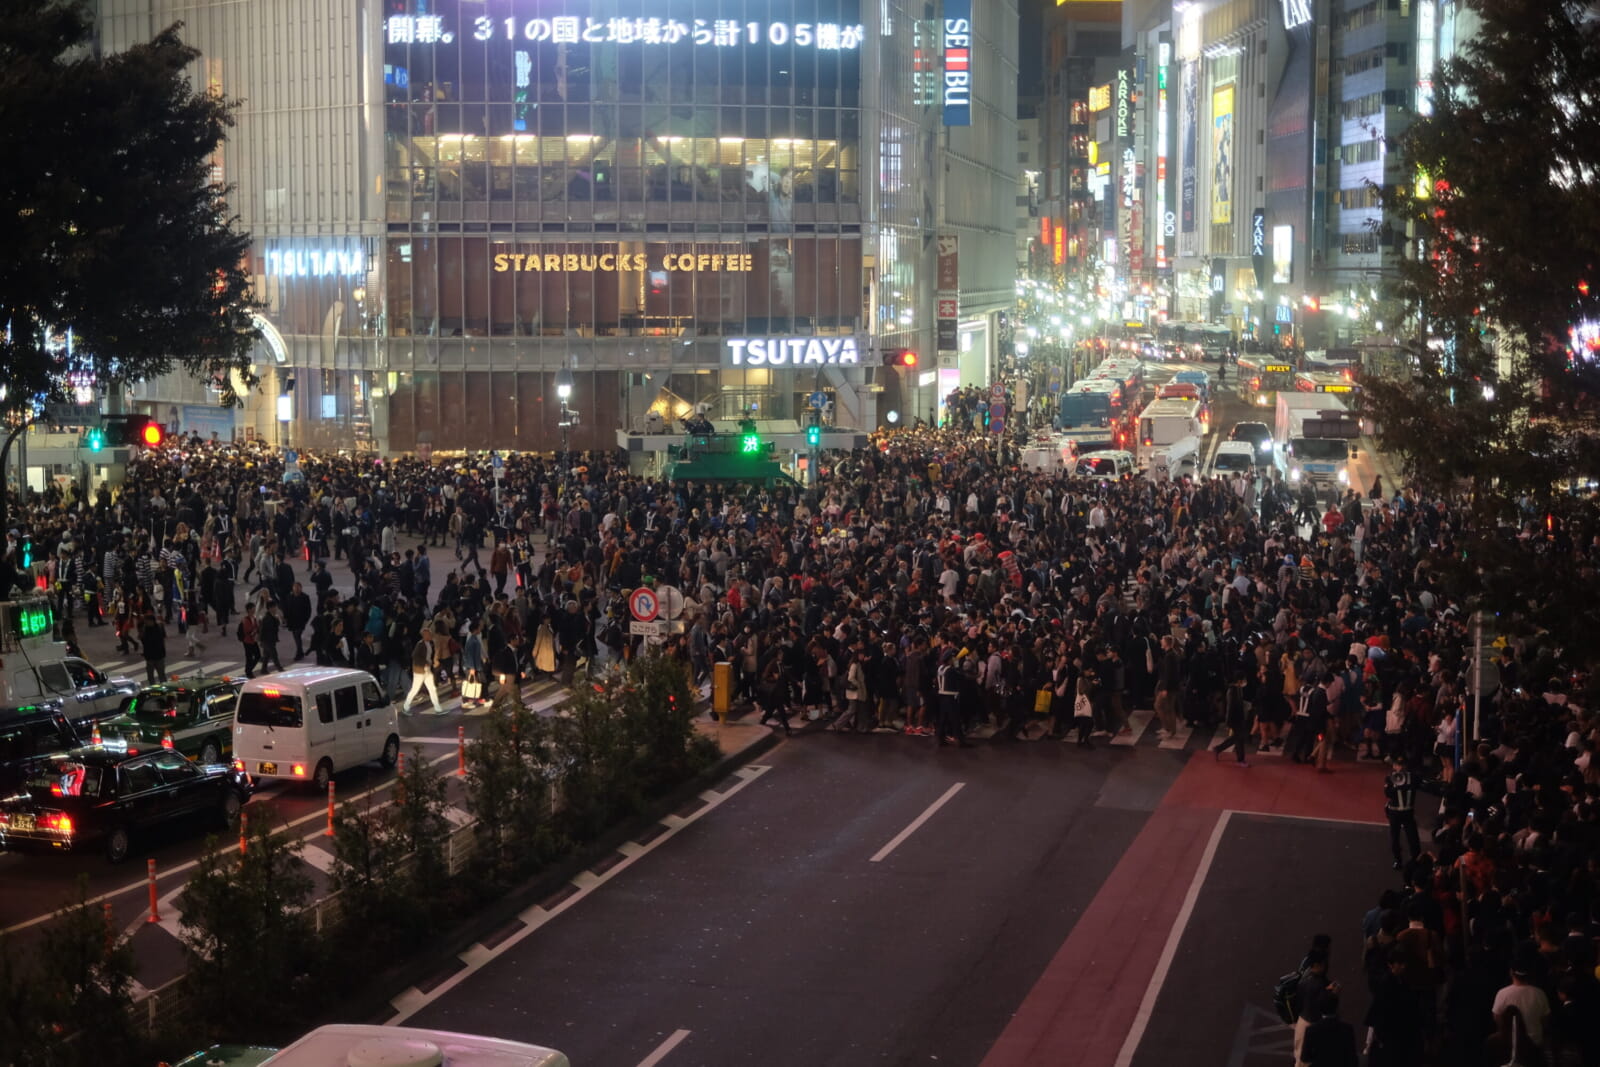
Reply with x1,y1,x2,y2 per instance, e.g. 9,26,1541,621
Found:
94,0,1016,455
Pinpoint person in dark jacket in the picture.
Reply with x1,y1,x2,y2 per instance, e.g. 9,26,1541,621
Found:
1300,991,1358,1066
284,582,313,660
1212,673,1251,765
139,612,167,685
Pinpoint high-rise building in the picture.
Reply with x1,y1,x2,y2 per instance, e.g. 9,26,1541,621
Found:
96,0,1016,452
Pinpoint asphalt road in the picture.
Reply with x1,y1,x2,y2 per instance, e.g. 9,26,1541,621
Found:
407,733,1191,1066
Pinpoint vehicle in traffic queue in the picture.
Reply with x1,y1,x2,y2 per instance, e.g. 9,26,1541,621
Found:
1208,440,1261,479
0,706,82,794
1229,420,1275,457
0,598,139,729
95,678,242,767
0,746,252,862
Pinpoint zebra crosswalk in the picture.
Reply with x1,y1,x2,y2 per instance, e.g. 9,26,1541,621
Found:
99,657,240,680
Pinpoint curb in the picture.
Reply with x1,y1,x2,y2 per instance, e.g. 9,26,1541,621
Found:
329,726,783,1027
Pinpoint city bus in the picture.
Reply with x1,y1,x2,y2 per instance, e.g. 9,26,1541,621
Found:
1235,357,1297,408
1294,371,1360,396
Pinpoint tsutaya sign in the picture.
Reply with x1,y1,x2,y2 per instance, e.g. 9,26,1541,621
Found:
265,247,366,278
725,336,861,367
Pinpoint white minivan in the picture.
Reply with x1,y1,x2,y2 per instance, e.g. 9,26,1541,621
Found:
233,668,400,790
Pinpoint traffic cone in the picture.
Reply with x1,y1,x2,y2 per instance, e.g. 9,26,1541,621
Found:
91,722,102,746
162,729,174,750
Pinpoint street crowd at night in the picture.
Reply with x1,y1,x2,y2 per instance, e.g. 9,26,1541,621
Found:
3,425,1600,1065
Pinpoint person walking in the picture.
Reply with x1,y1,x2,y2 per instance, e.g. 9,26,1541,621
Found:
1383,757,1422,871
1213,673,1251,765
284,581,312,661
403,630,445,715
258,603,284,673
139,611,167,686
1154,634,1183,738
238,604,261,679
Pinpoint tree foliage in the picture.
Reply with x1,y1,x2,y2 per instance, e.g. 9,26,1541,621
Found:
177,822,318,1042
1366,0,1600,658
0,879,143,1067
0,0,258,413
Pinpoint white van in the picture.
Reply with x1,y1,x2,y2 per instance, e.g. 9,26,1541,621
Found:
1020,436,1078,473
233,668,400,790
1074,449,1137,479
1208,440,1259,479
1145,436,1202,482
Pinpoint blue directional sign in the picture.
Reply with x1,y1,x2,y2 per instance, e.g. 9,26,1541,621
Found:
809,391,827,410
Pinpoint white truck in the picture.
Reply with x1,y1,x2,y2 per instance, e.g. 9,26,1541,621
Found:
1275,392,1359,487
1136,397,1204,467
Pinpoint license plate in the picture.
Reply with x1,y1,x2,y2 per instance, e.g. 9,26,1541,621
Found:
8,814,35,831
258,761,278,775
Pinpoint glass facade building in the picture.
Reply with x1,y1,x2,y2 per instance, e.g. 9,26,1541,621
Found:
96,0,1016,453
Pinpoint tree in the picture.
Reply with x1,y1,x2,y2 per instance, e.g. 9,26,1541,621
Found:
0,879,143,1067
0,1,258,523
464,689,562,884
178,824,317,1042
1367,0,1600,661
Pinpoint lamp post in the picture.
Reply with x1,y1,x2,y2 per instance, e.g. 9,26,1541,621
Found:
554,366,574,460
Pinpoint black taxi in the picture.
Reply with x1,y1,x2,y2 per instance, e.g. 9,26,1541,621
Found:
0,746,252,862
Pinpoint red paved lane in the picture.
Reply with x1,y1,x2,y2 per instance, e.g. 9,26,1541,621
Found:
981,754,1386,1067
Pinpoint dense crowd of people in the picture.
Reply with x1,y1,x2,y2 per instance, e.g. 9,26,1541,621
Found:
1,391,1597,1065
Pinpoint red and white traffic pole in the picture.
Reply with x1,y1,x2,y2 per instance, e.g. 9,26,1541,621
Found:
326,780,336,837
146,859,160,924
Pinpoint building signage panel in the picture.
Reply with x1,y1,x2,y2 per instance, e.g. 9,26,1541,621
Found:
942,0,973,126
387,15,867,50
1210,84,1235,225
492,246,755,273
937,319,959,351
1180,62,1198,234
936,235,960,290
724,336,861,367
265,247,367,278
1088,84,1112,112
1115,68,1132,142
1272,225,1294,284
1252,208,1267,287
1281,0,1314,30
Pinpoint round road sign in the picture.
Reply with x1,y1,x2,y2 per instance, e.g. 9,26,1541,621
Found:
629,587,660,622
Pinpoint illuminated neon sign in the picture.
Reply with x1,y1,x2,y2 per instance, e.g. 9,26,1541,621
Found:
942,0,972,126
724,337,861,367
265,248,367,278
385,15,866,50
13,603,52,639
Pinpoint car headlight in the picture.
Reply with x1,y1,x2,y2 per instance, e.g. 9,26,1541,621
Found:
1260,441,1272,452
1290,468,1301,482
1338,468,1349,484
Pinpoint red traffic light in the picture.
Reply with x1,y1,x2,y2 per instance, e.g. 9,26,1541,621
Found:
140,422,164,447
887,349,918,368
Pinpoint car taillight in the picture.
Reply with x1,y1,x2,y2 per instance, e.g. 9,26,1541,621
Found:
232,759,245,772
292,764,306,777
45,814,73,834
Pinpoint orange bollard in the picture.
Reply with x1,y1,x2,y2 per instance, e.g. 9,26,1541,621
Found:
146,859,160,923
326,780,335,837
239,809,248,856
458,725,466,776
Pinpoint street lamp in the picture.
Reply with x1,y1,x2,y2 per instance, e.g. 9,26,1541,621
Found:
555,367,575,458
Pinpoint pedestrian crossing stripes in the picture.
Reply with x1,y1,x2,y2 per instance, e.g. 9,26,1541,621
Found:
1111,709,1154,747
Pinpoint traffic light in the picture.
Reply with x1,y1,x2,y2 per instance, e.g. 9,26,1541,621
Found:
100,415,164,448
85,427,104,452
740,433,763,454
886,349,919,368
806,423,821,447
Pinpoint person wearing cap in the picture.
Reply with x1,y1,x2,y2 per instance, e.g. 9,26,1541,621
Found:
1383,757,1422,871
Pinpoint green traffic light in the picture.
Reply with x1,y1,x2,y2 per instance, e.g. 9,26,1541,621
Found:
806,425,821,446
86,428,104,452
741,433,762,454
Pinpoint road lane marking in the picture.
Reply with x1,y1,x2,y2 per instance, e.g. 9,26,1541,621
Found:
869,782,966,863
636,1030,692,1067
385,765,772,1025
1112,809,1231,1067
